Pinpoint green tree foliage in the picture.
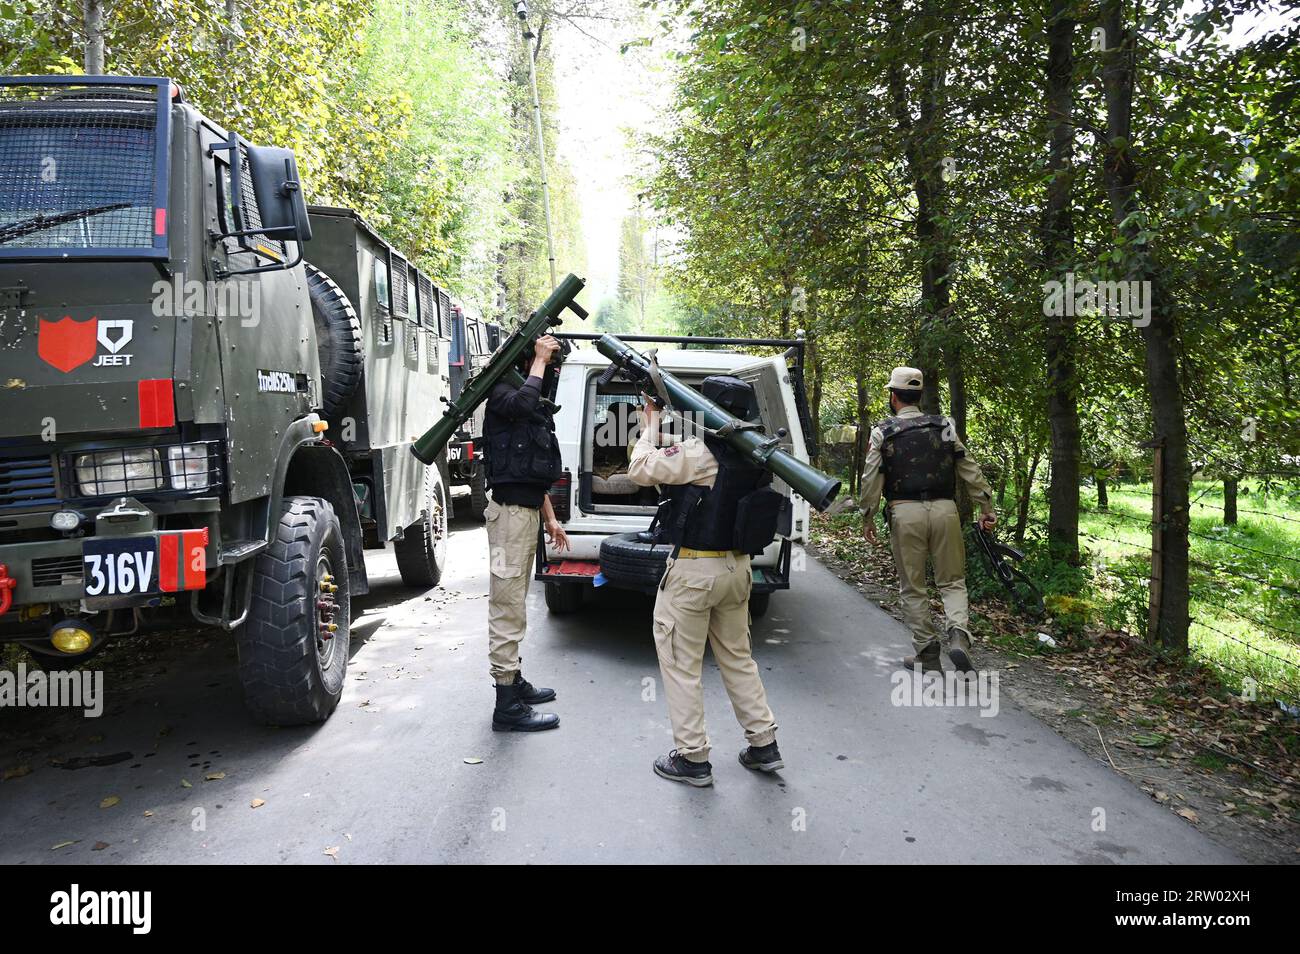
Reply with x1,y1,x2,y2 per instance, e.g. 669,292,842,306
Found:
0,0,578,313
650,0,1300,656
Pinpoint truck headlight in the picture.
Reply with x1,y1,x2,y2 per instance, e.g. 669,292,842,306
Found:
74,449,162,496
166,443,212,490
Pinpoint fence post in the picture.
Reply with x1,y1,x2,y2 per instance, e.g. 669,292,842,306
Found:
1146,438,1164,644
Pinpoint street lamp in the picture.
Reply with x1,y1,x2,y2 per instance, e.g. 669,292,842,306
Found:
516,0,557,290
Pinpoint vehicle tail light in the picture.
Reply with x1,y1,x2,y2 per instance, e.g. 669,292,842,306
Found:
548,469,571,523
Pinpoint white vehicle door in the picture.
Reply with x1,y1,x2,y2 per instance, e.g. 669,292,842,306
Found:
730,354,813,544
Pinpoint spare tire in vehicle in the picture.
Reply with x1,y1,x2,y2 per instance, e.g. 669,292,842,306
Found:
305,262,363,419
598,531,672,590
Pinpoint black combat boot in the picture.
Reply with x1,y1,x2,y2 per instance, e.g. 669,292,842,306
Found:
492,682,560,732
513,668,556,704
738,741,784,773
903,642,943,673
652,750,713,787
947,626,975,673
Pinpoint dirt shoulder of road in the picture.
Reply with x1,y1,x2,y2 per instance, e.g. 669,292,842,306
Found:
807,525,1300,866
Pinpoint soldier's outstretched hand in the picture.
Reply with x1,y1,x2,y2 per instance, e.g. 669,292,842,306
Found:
863,517,881,547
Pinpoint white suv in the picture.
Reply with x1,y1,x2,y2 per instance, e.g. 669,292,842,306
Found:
534,334,816,618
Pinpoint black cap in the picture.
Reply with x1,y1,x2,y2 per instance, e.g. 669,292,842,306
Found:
702,374,759,422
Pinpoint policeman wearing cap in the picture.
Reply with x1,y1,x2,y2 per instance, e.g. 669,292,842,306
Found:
859,367,996,673
628,375,783,788
481,334,569,732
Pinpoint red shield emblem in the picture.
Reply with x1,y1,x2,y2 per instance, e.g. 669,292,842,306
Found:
38,316,98,373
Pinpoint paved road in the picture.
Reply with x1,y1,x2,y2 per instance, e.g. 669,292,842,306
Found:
0,516,1236,864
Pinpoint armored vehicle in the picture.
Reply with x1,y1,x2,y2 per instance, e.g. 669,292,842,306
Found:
0,75,449,724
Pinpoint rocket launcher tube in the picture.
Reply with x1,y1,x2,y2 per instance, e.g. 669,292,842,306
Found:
411,273,587,465
595,334,842,512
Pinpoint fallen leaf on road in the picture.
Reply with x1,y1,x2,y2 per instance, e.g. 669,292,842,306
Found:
99,796,120,809
464,757,483,765
180,778,192,788
1176,807,1200,824
92,842,109,851
250,798,266,809
205,771,225,781
3,764,31,781
51,840,76,850
143,810,153,817
323,846,340,862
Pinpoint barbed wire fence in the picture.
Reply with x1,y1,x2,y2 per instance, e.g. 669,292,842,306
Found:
1002,437,1300,710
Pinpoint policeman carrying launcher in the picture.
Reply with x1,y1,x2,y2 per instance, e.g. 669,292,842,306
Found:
628,376,783,787
481,334,570,732
859,367,997,673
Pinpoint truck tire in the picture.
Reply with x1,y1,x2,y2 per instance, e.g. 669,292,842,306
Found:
305,263,363,420
598,532,671,590
394,465,448,587
544,579,585,614
468,463,489,520
236,496,350,726
749,591,771,619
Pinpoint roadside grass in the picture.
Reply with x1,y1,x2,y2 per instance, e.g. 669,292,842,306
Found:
1027,479,1300,706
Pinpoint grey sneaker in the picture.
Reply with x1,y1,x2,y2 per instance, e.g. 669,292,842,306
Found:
653,750,713,787
738,742,784,773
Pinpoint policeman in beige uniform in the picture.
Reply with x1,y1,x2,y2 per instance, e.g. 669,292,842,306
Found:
482,335,569,732
628,376,782,787
859,367,996,673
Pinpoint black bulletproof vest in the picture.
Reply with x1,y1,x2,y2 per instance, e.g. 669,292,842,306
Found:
483,394,562,489
878,414,957,501
663,437,774,553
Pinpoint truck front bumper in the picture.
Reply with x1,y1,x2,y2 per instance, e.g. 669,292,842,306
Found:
0,496,220,609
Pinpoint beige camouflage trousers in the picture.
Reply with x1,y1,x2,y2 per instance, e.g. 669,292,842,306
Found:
651,552,777,763
888,498,970,654
485,498,540,684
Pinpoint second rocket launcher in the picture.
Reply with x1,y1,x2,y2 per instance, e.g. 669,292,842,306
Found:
595,333,842,512
410,273,588,465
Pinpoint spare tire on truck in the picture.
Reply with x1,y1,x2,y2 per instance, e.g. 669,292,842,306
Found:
305,263,363,420
598,531,671,591
599,531,775,618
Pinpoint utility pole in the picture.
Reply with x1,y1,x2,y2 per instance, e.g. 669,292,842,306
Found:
515,1,558,291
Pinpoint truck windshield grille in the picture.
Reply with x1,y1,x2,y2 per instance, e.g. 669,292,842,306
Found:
0,84,159,251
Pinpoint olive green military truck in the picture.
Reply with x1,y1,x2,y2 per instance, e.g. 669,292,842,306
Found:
0,76,450,724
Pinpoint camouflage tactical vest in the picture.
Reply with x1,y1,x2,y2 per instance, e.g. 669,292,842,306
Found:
877,414,957,501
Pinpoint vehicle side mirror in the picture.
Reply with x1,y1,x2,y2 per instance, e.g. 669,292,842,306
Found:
244,144,313,243
210,133,310,276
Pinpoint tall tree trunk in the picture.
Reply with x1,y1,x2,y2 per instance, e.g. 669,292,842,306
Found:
852,364,870,496
1223,477,1238,525
1014,449,1041,546
83,0,105,74
1042,0,1081,564
888,15,958,423
807,319,823,454
1096,476,1109,510
1098,0,1190,655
